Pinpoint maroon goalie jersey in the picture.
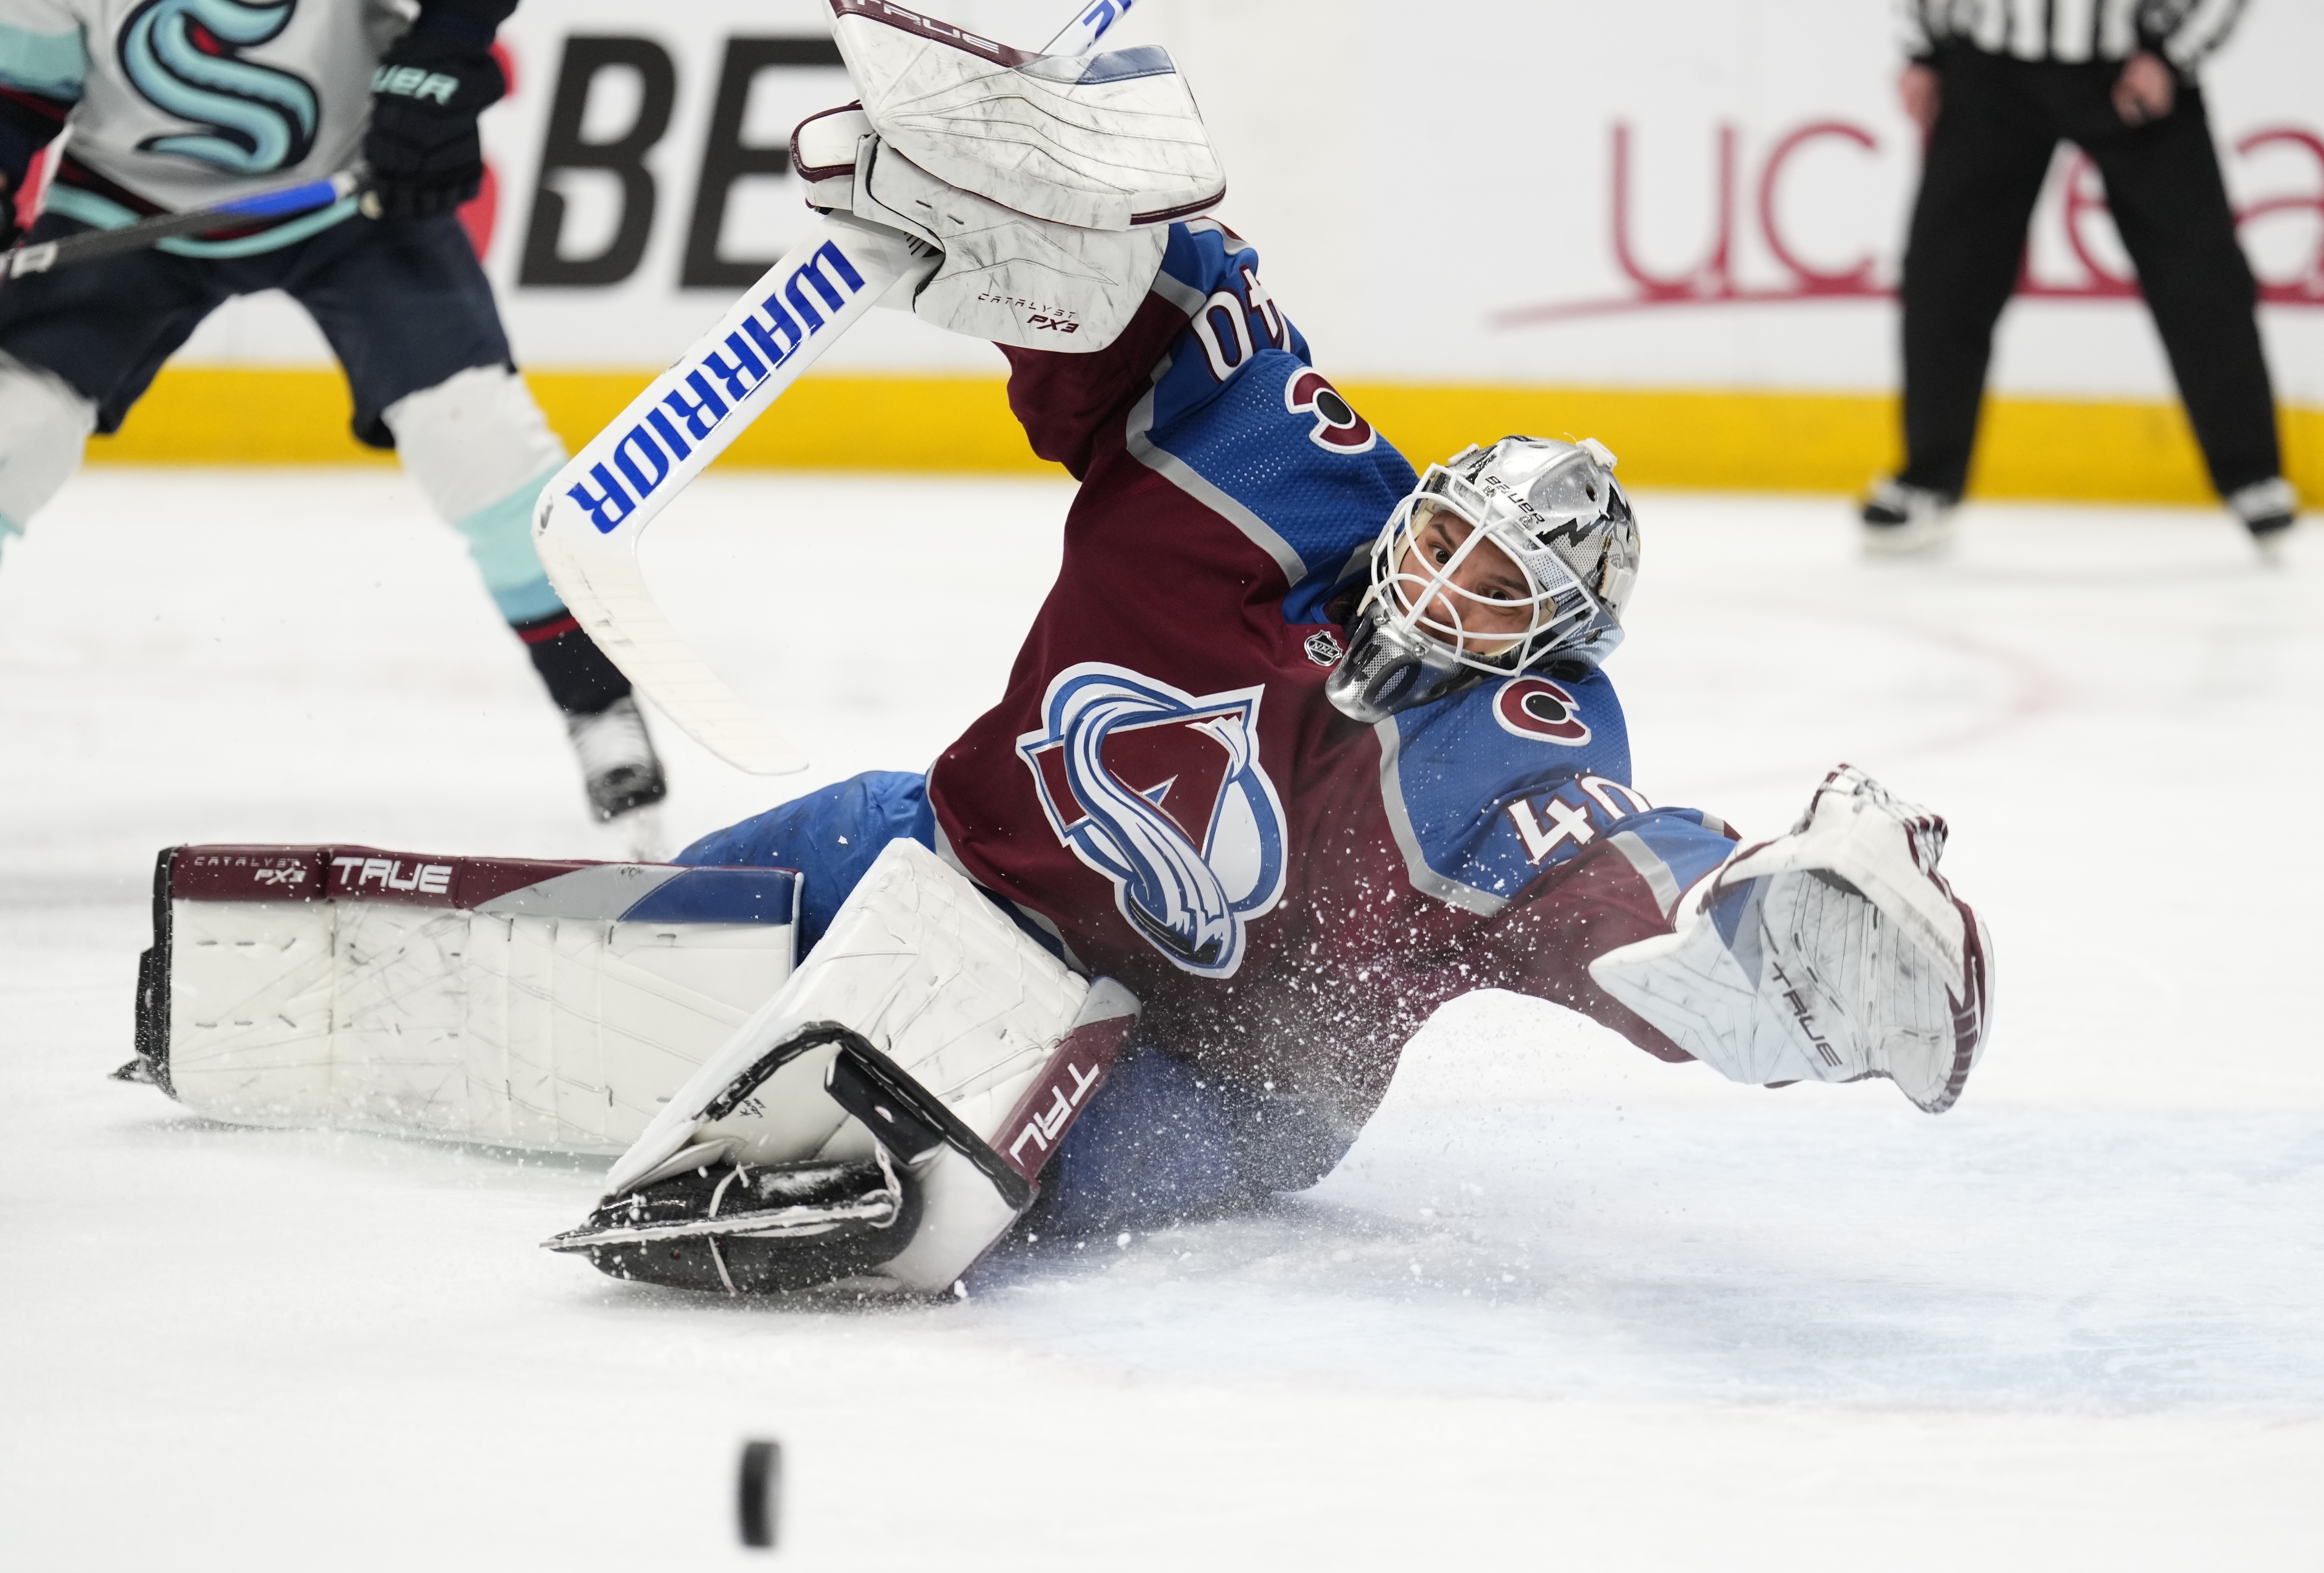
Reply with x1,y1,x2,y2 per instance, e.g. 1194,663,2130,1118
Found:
926,221,1738,1121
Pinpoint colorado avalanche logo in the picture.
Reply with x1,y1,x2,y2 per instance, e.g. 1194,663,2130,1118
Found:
1019,665,1288,978
1493,676,1591,745
1284,369,1376,454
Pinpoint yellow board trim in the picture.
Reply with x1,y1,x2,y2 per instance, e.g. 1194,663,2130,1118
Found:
87,365,2320,506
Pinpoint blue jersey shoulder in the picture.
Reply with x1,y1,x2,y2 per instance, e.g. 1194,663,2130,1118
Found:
1379,669,1645,909
1140,222,1417,623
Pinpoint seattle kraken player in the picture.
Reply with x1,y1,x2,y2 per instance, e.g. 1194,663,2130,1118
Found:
0,0,664,835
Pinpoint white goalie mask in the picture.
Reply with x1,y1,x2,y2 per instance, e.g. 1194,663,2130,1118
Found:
1325,436,1641,725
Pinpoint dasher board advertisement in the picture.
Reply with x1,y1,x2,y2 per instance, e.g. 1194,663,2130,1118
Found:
155,0,2322,405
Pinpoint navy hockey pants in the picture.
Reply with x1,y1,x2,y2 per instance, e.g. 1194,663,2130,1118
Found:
0,209,632,699
0,208,509,444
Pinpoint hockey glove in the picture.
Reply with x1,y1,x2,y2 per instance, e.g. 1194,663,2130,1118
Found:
363,28,504,219
1589,765,1994,1113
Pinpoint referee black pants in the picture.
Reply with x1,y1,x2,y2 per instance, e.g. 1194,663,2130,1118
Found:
1900,44,2279,499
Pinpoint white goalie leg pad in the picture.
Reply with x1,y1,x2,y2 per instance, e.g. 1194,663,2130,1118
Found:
384,366,570,622
0,351,97,535
601,838,1140,1292
1589,766,1994,1113
829,0,1225,233
136,845,802,1153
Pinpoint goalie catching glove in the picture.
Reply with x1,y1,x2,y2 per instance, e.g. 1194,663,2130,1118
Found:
546,840,1140,1296
1589,766,1994,1113
787,0,1227,351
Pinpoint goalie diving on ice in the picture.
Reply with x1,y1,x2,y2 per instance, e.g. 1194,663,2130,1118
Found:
115,0,1995,1299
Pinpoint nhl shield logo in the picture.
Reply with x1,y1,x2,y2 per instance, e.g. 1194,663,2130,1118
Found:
1018,664,1289,978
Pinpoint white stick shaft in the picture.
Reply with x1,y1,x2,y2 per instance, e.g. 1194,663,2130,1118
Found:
1040,0,1137,54
535,0,1138,776
533,215,936,775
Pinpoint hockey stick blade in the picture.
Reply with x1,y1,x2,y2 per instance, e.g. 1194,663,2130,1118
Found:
533,214,936,775
2,171,360,280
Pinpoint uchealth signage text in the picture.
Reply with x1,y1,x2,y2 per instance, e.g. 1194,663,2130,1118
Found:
1496,118,2324,325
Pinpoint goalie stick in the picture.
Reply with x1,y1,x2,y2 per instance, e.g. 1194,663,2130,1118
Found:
531,0,1143,775
1,171,362,281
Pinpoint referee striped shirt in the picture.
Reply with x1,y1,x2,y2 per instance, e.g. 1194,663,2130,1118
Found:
1898,0,2249,67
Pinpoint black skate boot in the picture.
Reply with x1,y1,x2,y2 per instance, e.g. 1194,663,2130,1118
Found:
566,694,668,849
544,1155,920,1295
1860,478,1958,557
2227,478,2298,564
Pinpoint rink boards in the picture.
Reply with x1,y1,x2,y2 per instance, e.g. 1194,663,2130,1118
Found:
64,0,2317,504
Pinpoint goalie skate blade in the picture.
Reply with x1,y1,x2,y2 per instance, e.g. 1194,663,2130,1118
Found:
550,1155,924,1295
546,1155,903,1250
540,1192,899,1252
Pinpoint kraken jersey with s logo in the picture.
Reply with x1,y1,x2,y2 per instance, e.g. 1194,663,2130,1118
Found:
0,0,405,242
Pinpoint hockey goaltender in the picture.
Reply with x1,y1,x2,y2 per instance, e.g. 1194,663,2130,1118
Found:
113,0,1993,1298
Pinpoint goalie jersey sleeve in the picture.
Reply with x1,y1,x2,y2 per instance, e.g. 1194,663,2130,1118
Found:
926,219,1742,1126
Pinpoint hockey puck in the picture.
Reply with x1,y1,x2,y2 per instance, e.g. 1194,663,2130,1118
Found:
738,1439,782,1550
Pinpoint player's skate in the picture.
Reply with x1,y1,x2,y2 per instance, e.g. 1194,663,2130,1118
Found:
1589,765,1993,1113
1860,479,1958,558
547,1151,917,1296
566,695,668,855
2226,477,2298,564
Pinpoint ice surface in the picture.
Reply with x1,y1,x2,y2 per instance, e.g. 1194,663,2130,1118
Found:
2,470,2319,1568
